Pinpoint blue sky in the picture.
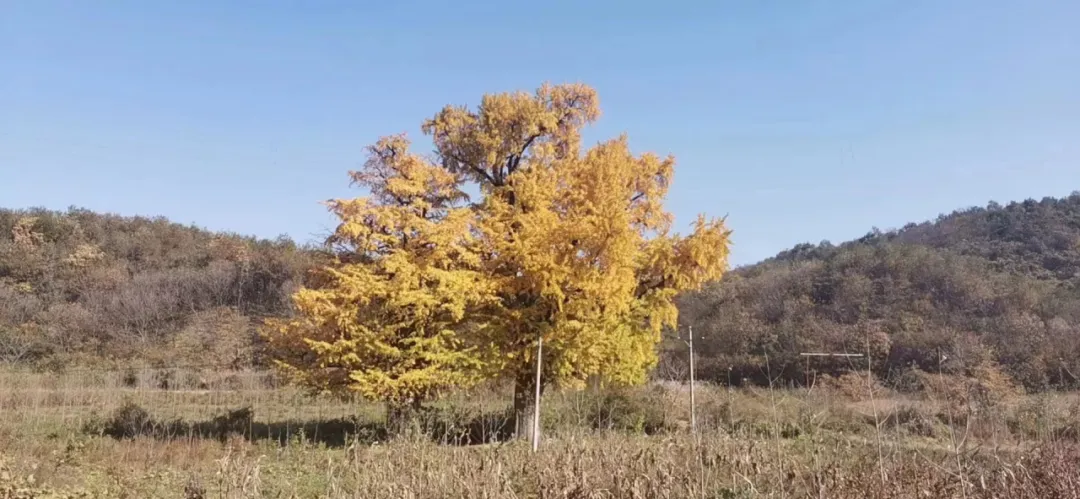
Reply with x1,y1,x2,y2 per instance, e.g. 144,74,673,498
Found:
2,0,1078,266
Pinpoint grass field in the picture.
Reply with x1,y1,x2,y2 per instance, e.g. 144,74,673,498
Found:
3,367,1080,498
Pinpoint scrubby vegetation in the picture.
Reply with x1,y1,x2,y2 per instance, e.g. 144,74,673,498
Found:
0,207,318,369
3,368,1080,498
675,192,1080,391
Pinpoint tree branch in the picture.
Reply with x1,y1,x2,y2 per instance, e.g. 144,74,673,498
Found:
507,133,542,176
446,151,498,186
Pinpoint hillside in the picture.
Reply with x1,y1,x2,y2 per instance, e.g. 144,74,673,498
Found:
0,207,318,367
6,194,1080,392
673,192,1080,390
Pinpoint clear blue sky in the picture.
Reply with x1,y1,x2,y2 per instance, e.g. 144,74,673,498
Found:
3,0,1078,266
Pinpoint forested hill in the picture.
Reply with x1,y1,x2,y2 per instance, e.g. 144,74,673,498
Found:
6,193,1080,391
675,192,1080,390
0,207,318,367
768,193,1080,283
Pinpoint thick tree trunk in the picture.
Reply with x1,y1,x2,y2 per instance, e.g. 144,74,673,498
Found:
512,371,532,441
513,370,545,441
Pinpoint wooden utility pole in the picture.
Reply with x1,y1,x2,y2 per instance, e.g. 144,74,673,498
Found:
688,326,696,434
531,335,543,452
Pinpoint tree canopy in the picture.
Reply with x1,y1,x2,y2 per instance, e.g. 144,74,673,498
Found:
264,83,732,429
263,135,494,408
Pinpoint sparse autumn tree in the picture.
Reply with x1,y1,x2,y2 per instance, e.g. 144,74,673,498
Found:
263,136,495,426
421,83,731,436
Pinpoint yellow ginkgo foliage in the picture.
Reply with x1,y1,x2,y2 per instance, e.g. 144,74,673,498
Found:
422,83,731,434
263,135,494,417
269,82,730,436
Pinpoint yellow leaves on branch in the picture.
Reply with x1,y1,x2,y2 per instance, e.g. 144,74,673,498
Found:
423,83,601,188
264,134,492,406
264,82,731,405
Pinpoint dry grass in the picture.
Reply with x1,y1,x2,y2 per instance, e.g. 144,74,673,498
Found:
3,367,1080,498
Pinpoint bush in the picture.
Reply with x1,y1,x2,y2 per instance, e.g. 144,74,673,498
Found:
880,404,943,438
1008,394,1055,440
414,405,514,445
206,406,253,442
98,401,155,439
696,396,734,432
120,367,138,388
818,371,886,401
153,369,174,390
587,386,675,435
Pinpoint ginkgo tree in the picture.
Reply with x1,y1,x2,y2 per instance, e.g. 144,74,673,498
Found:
422,83,731,437
267,82,731,438
263,135,495,427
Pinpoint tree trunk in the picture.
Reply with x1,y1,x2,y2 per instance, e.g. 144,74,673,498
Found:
386,398,423,437
513,370,544,441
